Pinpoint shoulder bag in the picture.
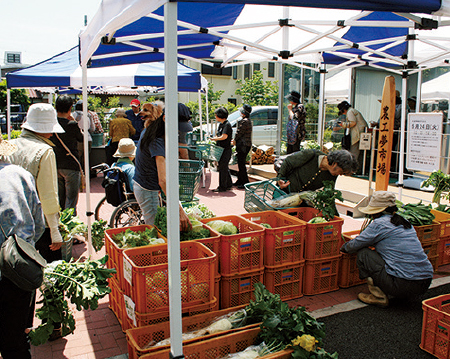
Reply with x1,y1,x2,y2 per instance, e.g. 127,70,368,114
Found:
341,121,352,150
55,133,86,191
0,224,47,292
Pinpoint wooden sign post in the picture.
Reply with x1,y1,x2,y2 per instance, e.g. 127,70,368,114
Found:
375,76,396,191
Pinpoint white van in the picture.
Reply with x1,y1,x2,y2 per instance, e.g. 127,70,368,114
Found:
195,106,279,146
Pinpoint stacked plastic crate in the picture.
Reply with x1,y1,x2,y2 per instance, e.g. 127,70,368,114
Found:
281,207,344,295
339,230,367,288
121,241,217,329
414,219,441,270
431,209,450,267
201,215,265,309
105,225,166,330
242,211,306,301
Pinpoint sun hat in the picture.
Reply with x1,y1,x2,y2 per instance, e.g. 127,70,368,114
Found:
359,191,397,214
131,99,141,107
21,103,64,134
285,90,301,103
0,135,17,156
115,108,126,118
113,138,136,158
240,104,252,117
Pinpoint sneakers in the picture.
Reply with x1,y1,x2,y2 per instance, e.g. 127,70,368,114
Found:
357,293,389,308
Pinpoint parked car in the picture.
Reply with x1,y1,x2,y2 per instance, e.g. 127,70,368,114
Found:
194,106,279,146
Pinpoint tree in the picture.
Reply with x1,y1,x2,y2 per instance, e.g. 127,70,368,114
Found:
235,70,278,106
0,80,30,111
185,83,237,127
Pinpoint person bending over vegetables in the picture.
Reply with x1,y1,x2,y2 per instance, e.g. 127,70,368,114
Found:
277,149,358,193
340,191,433,307
133,105,191,231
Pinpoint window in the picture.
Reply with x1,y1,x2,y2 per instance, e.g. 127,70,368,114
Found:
228,98,237,106
253,63,260,72
5,52,21,64
201,64,232,76
244,64,251,79
268,62,275,78
233,66,238,80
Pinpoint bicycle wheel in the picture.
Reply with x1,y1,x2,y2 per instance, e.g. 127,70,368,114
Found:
109,199,144,228
94,195,116,222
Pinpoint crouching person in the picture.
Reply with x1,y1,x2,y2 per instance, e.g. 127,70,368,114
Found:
340,191,433,307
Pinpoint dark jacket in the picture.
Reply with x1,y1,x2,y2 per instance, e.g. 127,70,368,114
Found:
51,117,84,171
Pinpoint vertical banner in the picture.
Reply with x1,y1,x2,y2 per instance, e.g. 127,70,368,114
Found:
375,76,396,191
407,113,443,172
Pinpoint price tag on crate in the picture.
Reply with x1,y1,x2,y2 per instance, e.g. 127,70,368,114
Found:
124,294,136,327
123,257,133,285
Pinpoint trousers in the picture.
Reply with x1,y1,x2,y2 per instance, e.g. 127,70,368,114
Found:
357,248,432,298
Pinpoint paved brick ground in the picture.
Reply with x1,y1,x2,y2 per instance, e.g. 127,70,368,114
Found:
27,168,443,358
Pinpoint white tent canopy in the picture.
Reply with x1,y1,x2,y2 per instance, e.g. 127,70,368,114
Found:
421,71,450,102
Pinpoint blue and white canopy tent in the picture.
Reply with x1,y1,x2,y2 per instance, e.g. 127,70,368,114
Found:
78,1,450,356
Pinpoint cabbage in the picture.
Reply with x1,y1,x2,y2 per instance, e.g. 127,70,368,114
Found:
207,220,238,235
188,215,204,232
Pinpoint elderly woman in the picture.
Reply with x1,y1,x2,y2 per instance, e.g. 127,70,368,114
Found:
106,108,136,165
277,149,358,193
341,191,433,307
133,104,191,230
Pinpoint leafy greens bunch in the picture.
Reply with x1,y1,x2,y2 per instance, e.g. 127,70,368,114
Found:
29,256,116,346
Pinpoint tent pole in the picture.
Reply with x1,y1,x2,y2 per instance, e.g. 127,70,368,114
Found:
416,69,422,112
6,89,11,140
165,2,184,358
205,86,210,136
398,74,408,201
82,65,92,257
276,61,283,155
198,90,203,141
318,65,326,147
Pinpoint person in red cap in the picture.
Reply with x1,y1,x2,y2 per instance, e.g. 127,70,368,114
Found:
126,99,143,141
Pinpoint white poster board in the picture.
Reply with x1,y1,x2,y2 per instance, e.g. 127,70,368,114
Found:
407,113,443,172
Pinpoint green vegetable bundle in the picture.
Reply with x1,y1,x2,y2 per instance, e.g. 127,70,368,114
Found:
396,201,435,226
29,256,115,345
59,208,87,240
421,170,450,204
112,227,165,248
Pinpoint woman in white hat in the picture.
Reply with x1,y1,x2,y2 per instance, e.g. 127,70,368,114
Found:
341,191,433,307
112,138,136,191
0,135,45,358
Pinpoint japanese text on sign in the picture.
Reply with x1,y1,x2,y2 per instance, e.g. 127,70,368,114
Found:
407,113,442,172
377,105,392,176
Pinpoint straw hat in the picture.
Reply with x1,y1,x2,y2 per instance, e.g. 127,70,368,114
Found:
0,136,18,156
359,191,397,214
21,103,64,134
113,138,136,158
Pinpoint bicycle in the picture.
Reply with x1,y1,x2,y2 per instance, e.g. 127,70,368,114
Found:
91,163,144,228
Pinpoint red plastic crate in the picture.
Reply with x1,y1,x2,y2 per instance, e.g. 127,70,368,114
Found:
125,298,218,330
191,224,221,277
241,210,306,266
303,255,341,295
264,261,305,301
431,209,450,238
421,294,450,358
414,221,440,244
338,252,366,288
105,225,166,290
139,326,293,359
201,215,265,275
281,207,344,260
126,306,254,359
438,236,450,266
109,277,125,330
122,241,215,313
220,269,264,309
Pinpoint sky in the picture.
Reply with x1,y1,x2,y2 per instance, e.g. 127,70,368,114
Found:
1,0,102,67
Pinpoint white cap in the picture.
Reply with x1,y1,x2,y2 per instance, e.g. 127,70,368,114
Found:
21,103,64,134
113,138,136,157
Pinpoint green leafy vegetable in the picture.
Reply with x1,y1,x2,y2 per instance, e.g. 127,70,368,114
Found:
396,201,435,226
59,208,87,241
421,170,450,204
310,181,343,221
29,256,115,346
91,219,109,252
112,227,164,248
207,220,238,235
